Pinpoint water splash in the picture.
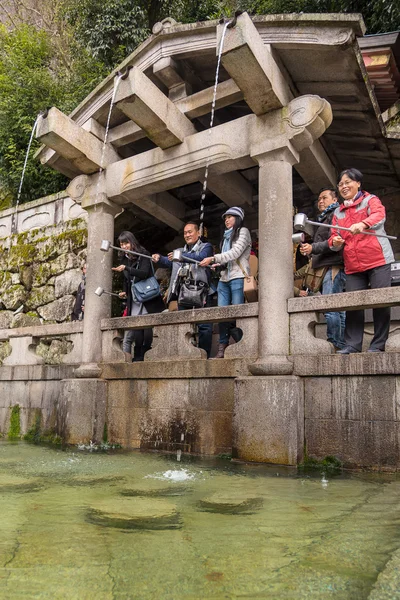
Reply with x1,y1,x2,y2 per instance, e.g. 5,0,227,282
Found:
199,20,230,233
145,469,196,482
176,450,182,462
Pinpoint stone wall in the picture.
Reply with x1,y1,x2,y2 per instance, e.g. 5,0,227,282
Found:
0,191,87,332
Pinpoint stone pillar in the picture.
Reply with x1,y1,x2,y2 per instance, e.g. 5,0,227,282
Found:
66,173,121,377
250,147,298,375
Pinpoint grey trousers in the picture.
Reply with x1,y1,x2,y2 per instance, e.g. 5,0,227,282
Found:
344,264,391,351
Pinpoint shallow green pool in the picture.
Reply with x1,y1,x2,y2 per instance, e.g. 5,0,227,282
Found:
1,442,400,599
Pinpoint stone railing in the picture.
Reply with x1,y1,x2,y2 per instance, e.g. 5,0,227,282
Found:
288,287,400,355
0,321,83,365
101,304,259,362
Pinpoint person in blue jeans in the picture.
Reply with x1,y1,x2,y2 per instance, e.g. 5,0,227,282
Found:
152,222,213,358
300,187,346,350
200,206,251,358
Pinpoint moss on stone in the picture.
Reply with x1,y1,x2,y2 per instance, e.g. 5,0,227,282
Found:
8,405,21,440
8,243,37,268
0,341,11,365
24,411,62,446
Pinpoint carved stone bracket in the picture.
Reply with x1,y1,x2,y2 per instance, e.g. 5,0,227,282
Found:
290,311,333,355
224,317,258,359
145,324,205,361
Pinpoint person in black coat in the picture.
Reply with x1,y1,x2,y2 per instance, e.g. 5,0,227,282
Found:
71,263,86,321
300,187,346,350
112,231,164,361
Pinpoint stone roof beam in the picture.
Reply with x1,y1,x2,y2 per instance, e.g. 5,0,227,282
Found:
218,12,292,115
107,79,243,148
36,107,120,174
207,172,254,207
153,57,192,102
113,67,196,148
296,140,337,192
129,192,185,231
106,95,332,204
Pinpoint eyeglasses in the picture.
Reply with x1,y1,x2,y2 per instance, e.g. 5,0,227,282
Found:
338,179,357,189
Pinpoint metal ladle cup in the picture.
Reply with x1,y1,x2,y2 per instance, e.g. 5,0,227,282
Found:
292,232,306,244
95,287,121,298
171,249,200,264
100,240,153,259
294,213,397,241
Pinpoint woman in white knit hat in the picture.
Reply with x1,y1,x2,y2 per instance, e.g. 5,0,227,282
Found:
200,206,251,358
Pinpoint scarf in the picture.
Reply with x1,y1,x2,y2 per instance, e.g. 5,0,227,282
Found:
343,190,362,208
184,238,202,254
222,228,233,253
317,201,339,222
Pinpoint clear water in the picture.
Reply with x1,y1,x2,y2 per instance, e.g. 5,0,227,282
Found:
1,442,400,599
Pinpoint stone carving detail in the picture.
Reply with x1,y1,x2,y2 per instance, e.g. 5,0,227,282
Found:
68,201,87,220
66,175,92,204
145,324,205,361
20,211,51,232
225,317,258,359
284,95,332,131
290,311,333,355
152,17,178,35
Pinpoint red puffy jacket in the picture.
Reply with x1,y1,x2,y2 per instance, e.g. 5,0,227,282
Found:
328,191,394,275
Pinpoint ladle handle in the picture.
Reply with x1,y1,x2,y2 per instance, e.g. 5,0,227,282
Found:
108,244,154,259
306,219,397,241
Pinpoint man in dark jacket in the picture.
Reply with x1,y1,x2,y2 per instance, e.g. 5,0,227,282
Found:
152,222,213,357
300,188,346,350
71,263,86,321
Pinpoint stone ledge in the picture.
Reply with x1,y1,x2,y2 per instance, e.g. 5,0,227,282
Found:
101,358,253,379
293,352,400,376
101,304,258,330
0,321,84,341
288,287,400,314
0,364,75,381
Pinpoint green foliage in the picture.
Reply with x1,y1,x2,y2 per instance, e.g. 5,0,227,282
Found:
8,404,21,440
0,23,105,206
62,0,150,70
0,0,397,210
24,409,63,445
299,454,342,473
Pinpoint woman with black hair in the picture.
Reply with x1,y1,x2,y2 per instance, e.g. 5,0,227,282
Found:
328,168,394,353
200,206,251,358
112,231,164,362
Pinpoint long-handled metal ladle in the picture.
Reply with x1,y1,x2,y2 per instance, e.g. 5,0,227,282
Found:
94,287,121,298
294,213,397,240
100,239,153,259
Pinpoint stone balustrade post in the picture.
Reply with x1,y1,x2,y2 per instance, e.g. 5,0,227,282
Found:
250,147,299,375
66,174,121,377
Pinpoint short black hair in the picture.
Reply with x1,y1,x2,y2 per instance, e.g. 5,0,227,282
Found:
318,187,337,196
338,168,363,185
183,221,199,230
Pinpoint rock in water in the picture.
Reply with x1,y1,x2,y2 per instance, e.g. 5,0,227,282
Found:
198,493,263,514
87,497,182,530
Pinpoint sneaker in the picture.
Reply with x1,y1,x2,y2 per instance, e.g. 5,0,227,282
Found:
336,346,360,355
367,348,384,353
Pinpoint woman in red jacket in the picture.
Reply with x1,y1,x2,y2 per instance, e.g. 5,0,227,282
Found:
329,168,394,354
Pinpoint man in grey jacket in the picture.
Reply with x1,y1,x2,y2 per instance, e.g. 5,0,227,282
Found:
300,187,346,350
152,222,214,357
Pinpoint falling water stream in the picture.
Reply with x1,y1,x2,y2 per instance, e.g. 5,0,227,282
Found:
98,73,122,268
12,115,40,228
198,20,231,233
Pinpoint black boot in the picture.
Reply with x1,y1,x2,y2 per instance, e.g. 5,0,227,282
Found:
132,345,144,362
142,345,152,360
230,327,243,343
